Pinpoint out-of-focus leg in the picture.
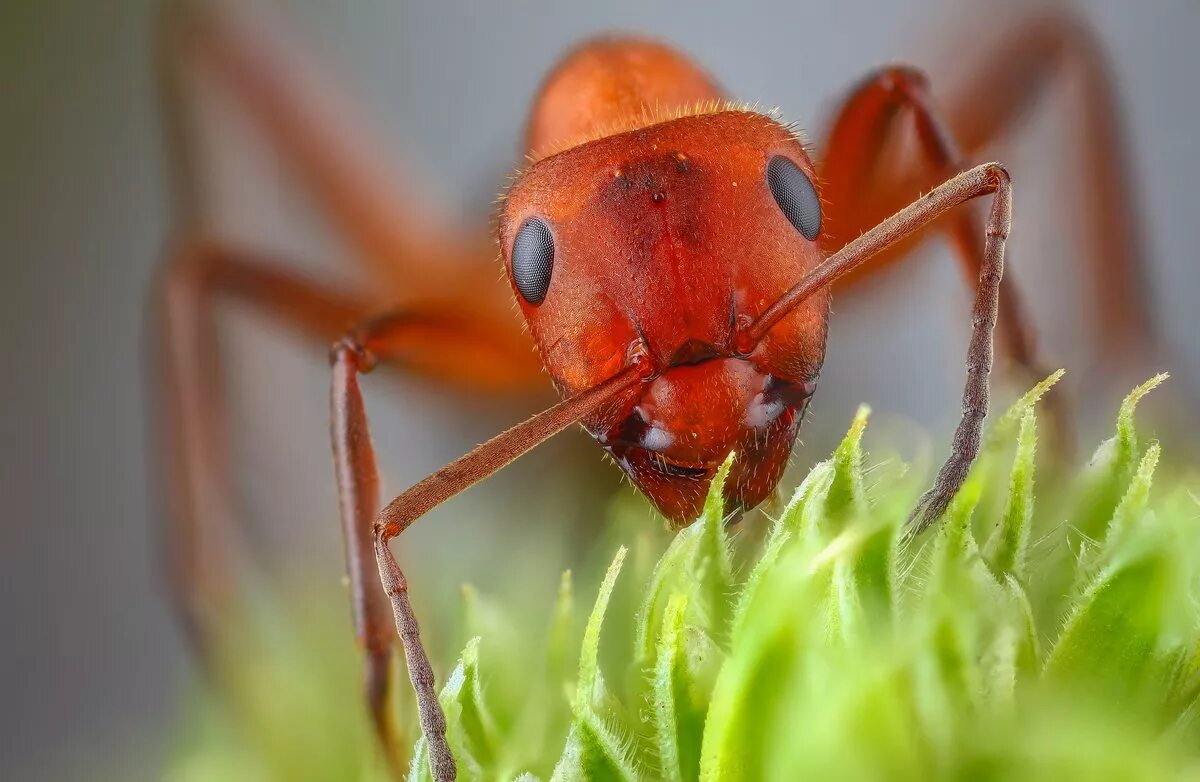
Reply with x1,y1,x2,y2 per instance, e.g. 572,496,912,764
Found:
157,240,535,775
156,239,371,659
821,13,1152,363
160,1,506,307
819,66,1070,447
821,66,1040,371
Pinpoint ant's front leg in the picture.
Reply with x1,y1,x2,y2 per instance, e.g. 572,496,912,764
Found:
749,163,1014,534
331,317,645,780
328,311,541,778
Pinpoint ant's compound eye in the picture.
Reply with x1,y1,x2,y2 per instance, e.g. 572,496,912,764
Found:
511,217,555,305
767,156,821,241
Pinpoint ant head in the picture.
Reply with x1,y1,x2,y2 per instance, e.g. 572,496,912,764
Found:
499,110,830,523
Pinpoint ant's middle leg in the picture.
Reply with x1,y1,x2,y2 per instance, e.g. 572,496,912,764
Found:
157,238,537,775
156,239,374,659
156,238,423,766
822,12,1155,367
821,65,1045,378
819,63,1076,449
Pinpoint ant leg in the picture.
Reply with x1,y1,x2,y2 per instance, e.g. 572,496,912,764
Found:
822,66,1045,380
156,239,372,659
161,1,501,304
945,13,1151,355
748,163,1013,534
159,239,536,774
324,309,548,776
822,11,1152,363
331,324,643,780
156,241,404,755
820,65,1072,448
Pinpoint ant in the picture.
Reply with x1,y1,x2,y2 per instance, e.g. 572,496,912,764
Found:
156,6,1153,780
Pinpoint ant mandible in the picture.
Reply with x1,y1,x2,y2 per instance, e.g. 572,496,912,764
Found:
157,8,1152,781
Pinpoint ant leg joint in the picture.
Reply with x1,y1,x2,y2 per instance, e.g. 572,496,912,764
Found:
372,536,409,596
869,64,930,96
330,333,379,372
984,162,1011,184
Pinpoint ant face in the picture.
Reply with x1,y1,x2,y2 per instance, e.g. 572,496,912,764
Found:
501,111,830,523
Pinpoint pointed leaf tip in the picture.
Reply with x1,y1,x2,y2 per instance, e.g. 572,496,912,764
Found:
1106,441,1163,553
578,547,627,706
701,451,737,527
990,368,1065,442
1118,373,1169,459
827,405,872,524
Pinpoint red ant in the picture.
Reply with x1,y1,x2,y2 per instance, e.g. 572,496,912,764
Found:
157,7,1153,780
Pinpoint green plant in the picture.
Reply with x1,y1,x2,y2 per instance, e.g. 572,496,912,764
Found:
168,374,1200,781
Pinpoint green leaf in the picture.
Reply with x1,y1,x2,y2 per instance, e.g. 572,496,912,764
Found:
987,368,1065,446
578,547,627,708
1106,442,1162,552
699,534,843,780
652,595,688,782
1117,374,1169,466
778,460,837,543
825,404,871,531
551,547,641,782
695,453,735,640
548,716,639,782
650,595,719,782
733,406,870,646
985,408,1038,580
1046,448,1181,703
1072,373,1168,539
928,470,985,592
830,515,898,645
635,456,735,668
635,528,701,668
1045,546,1176,700
979,575,1041,706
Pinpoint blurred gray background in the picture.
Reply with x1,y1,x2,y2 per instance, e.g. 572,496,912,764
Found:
2,0,1197,778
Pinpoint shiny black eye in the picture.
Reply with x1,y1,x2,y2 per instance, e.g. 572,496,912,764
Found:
511,218,555,305
767,156,821,240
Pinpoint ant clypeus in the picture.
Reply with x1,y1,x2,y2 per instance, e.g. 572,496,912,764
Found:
156,6,1153,780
